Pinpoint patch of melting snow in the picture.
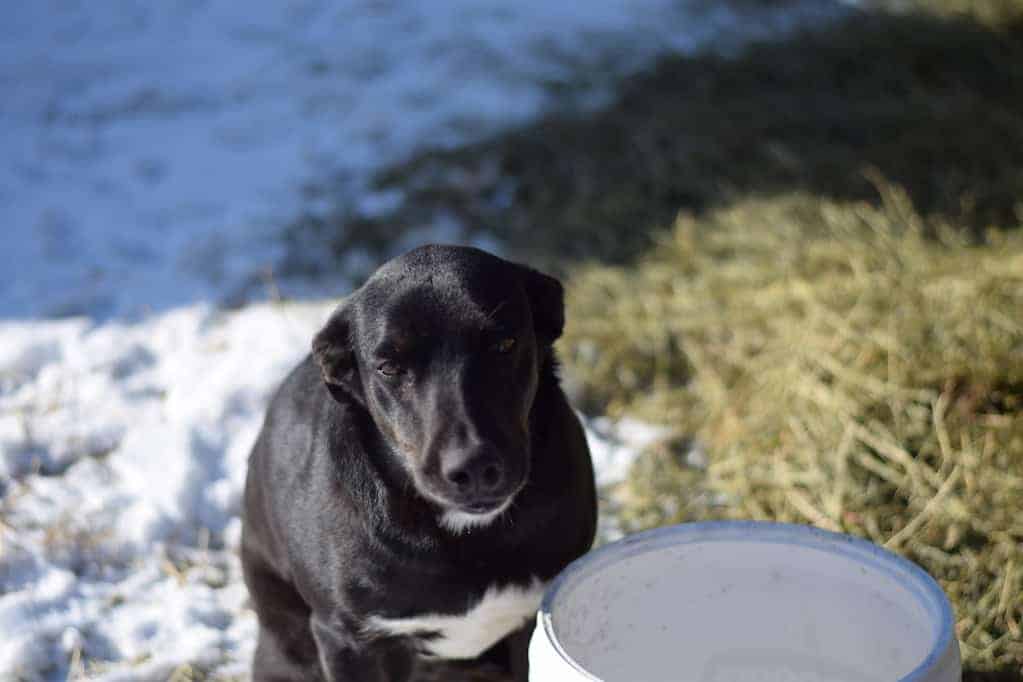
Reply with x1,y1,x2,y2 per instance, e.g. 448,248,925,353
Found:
584,416,670,489
3,0,844,320
1,0,848,678
1,302,324,680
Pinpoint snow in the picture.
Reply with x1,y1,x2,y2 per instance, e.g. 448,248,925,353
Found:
1,304,324,679
1,0,844,679
584,417,670,490
2,0,840,320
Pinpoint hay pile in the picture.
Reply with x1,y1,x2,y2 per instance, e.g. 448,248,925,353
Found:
560,184,1023,671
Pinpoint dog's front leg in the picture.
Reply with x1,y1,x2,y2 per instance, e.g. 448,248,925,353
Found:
310,613,416,681
503,620,535,682
311,613,392,681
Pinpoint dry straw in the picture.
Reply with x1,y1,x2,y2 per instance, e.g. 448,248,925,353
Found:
561,184,1023,672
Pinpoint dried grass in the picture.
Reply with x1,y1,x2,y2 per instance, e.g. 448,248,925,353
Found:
560,184,1023,672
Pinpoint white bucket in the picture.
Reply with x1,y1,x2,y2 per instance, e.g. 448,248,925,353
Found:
530,521,960,682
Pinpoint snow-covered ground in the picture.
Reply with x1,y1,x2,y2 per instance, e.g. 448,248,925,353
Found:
1,1,842,679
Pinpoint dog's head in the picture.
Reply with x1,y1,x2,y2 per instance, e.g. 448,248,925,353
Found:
311,245,564,530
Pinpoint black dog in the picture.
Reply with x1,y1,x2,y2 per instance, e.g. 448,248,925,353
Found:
241,245,597,681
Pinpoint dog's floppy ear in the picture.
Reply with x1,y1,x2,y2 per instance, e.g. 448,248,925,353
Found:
311,305,363,404
518,264,565,344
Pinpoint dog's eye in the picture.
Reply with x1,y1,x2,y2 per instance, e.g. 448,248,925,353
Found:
494,337,516,354
377,361,402,377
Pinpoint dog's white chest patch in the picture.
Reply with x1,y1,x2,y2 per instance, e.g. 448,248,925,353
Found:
367,578,545,660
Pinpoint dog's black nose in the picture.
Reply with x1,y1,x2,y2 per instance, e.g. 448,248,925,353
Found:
441,446,507,502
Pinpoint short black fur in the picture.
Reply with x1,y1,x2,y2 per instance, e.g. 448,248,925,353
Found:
241,245,597,681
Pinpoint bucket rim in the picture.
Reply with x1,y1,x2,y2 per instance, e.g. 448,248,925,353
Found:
539,520,956,682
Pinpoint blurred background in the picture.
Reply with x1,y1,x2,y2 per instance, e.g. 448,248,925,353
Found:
1,0,1020,679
